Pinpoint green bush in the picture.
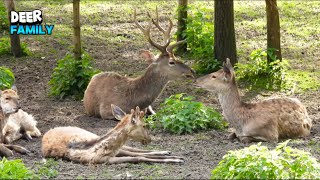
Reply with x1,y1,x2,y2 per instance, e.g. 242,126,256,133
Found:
0,2,9,33
0,158,38,179
182,4,220,75
0,66,15,90
211,140,320,179
0,37,31,56
49,52,100,100
145,93,227,134
235,48,289,90
34,158,59,179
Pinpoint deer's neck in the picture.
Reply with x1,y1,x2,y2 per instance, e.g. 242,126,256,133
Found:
130,64,169,107
218,84,243,125
92,125,130,156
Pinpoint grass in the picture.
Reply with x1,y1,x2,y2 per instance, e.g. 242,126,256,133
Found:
8,1,318,87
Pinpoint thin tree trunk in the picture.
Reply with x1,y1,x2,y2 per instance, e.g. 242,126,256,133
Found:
266,0,282,62
5,0,22,57
73,0,81,60
214,0,237,66
176,0,188,53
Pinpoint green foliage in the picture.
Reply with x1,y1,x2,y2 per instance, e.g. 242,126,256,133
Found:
49,52,100,100
235,48,289,90
211,140,320,179
0,37,31,56
286,70,320,92
182,4,220,74
145,93,227,134
34,159,59,179
0,158,38,179
0,2,9,33
0,66,15,90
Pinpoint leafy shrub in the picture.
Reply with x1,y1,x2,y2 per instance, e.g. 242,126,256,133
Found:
0,158,38,179
0,37,31,56
34,158,59,179
211,140,320,179
145,93,226,134
182,4,220,74
235,48,289,90
0,66,15,90
49,52,100,100
0,2,9,33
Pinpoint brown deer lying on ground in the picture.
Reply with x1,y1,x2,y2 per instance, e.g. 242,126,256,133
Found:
83,8,194,120
42,104,183,164
0,86,33,157
0,86,41,144
196,59,312,143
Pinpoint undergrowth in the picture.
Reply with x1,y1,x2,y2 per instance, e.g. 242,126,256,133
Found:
235,48,289,91
0,37,31,56
49,51,100,100
211,140,320,179
182,4,220,75
0,66,15,90
145,93,227,134
0,158,38,179
0,1,9,33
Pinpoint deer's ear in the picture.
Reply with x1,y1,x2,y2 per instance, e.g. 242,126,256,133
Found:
223,58,234,81
140,50,155,64
11,84,18,92
111,104,126,120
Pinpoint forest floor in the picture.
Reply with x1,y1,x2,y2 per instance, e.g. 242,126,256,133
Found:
0,1,319,179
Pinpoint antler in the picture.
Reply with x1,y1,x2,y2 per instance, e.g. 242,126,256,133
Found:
134,8,173,54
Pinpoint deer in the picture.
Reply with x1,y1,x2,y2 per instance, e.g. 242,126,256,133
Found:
195,58,312,143
0,86,36,157
42,104,184,164
0,86,41,144
83,8,195,120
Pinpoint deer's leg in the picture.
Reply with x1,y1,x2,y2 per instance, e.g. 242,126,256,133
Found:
227,132,237,140
121,145,171,155
4,144,30,154
147,105,156,115
108,156,184,164
0,144,13,157
117,149,182,159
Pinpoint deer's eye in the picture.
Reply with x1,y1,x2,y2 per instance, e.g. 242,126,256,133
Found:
5,97,10,100
168,61,175,66
212,75,216,78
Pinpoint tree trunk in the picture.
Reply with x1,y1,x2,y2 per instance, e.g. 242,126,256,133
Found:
214,0,237,66
265,0,282,62
73,0,81,60
176,0,188,53
5,0,22,57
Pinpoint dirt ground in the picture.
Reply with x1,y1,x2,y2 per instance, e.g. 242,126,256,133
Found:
1,1,320,179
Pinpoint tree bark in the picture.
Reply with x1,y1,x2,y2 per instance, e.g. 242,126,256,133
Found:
73,0,81,60
5,0,22,57
214,0,237,66
176,0,188,53
265,0,282,62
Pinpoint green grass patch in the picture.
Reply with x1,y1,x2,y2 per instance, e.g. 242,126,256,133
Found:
286,70,320,92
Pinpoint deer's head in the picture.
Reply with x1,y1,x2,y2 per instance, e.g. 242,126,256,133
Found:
196,58,236,93
111,104,151,145
0,85,21,115
134,8,195,80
